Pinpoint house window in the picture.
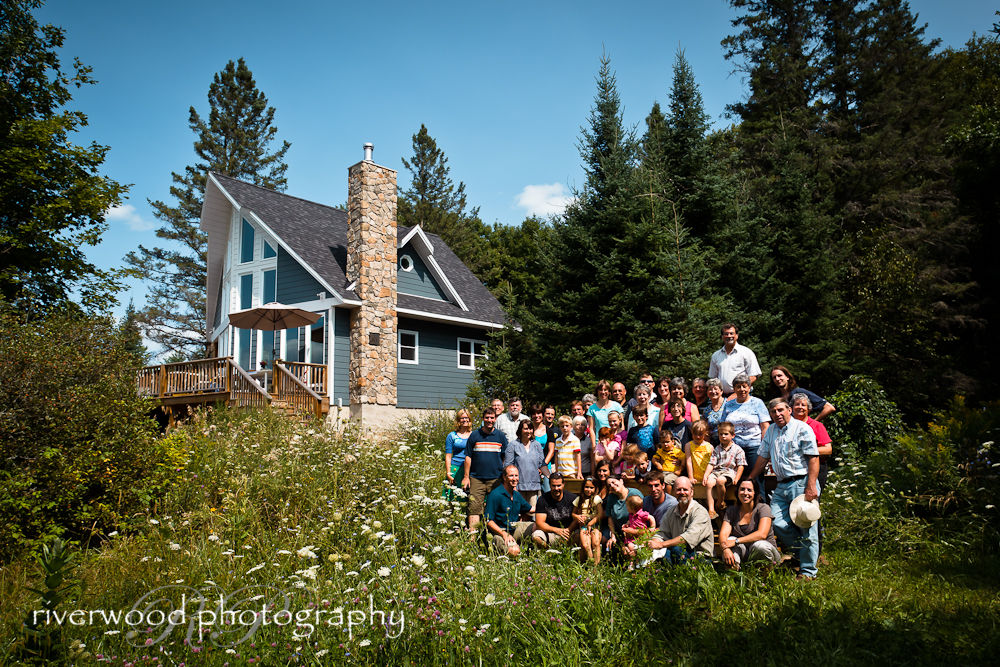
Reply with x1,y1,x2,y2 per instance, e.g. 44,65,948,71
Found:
457,338,486,370
241,219,255,263
399,330,419,364
263,269,276,304
399,254,414,272
263,241,276,259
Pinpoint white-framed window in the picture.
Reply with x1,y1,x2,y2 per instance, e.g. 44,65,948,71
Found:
399,254,414,272
457,338,487,370
398,329,419,364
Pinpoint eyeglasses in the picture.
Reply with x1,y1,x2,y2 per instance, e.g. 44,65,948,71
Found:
641,379,655,384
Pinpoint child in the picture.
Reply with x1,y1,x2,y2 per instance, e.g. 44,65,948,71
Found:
622,494,655,562
685,419,714,490
652,430,686,493
663,398,693,446
572,478,603,564
619,442,640,479
594,426,619,470
555,415,583,479
627,384,660,430
626,405,660,458
628,450,653,483
702,421,746,519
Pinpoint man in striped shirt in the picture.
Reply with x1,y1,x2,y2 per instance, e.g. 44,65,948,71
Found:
463,407,509,532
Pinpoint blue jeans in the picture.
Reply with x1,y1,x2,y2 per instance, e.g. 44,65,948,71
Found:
770,477,820,577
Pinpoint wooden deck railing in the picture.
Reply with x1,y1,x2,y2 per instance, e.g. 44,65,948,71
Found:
281,360,327,396
138,357,231,397
230,362,271,409
273,363,324,420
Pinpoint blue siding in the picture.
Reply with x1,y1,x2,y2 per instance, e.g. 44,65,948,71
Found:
332,308,351,403
277,247,325,304
396,317,487,409
398,247,448,300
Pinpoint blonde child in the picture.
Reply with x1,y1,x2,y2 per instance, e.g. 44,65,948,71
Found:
685,419,714,489
702,421,746,519
619,442,640,479
628,450,653,483
572,478,603,564
621,494,655,561
652,429,686,493
555,415,583,479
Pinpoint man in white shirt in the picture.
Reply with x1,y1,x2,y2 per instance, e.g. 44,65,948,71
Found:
708,323,761,394
495,396,529,444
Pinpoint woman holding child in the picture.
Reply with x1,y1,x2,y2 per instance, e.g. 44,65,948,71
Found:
719,480,781,570
703,378,728,445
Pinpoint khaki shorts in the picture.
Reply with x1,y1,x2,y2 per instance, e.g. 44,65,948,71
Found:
531,529,567,546
468,477,498,516
491,521,533,551
708,470,738,485
664,472,679,487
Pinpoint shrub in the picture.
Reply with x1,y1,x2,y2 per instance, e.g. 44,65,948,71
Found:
826,374,905,459
0,310,182,560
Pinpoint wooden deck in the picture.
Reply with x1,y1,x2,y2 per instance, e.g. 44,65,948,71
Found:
138,357,329,425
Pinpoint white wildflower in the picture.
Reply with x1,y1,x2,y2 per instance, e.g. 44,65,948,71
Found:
484,593,496,606
246,563,265,575
411,555,426,568
208,534,220,542
297,545,318,559
378,566,391,578
359,639,371,647
168,542,181,551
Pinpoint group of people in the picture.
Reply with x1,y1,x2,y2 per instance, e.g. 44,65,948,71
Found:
444,324,835,580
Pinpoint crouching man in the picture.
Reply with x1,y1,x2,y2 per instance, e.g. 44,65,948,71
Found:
483,464,534,556
647,476,714,564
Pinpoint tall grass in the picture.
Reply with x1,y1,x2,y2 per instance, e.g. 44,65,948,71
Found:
2,407,998,665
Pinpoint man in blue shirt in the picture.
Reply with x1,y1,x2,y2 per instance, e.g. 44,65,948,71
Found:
484,465,533,556
749,398,820,580
463,408,509,533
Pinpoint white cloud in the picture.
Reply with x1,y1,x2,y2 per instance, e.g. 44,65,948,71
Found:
106,203,154,231
514,183,573,217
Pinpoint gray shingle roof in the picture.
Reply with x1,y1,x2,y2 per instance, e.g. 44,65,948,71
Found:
212,173,507,327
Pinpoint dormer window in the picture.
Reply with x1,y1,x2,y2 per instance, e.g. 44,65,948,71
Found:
399,254,414,272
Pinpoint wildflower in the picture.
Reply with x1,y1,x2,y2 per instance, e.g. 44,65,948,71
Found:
168,543,181,551
378,567,391,578
297,545,318,559
246,563,265,575
464,566,475,573
107,531,119,537
208,535,220,542
149,519,159,525
359,639,371,647
411,555,426,568
484,593,496,606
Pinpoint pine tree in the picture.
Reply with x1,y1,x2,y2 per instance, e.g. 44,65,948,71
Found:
126,58,290,359
397,125,488,269
0,0,127,313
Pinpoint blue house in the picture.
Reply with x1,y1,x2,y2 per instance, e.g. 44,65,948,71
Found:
198,144,506,427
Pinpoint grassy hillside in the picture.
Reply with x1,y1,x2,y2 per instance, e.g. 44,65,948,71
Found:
2,408,998,665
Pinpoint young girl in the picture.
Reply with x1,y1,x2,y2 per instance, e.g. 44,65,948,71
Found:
619,442,640,479
652,429,686,493
594,426,619,469
622,494,655,562
572,477,603,564
555,415,583,479
686,419,714,490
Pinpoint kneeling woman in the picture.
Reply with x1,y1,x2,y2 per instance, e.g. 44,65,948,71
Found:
719,480,781,570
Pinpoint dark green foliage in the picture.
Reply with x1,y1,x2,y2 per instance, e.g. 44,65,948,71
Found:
397,124,489,268
17,539,79,665
825,374,904,459
0,309,183,560
126,58,290,359
0,0,128,313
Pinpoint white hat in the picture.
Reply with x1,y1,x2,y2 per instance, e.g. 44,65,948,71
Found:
790,494,821,529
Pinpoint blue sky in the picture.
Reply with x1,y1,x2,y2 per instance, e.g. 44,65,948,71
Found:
34,0,997,319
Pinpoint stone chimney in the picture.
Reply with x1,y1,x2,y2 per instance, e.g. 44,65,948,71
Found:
346,144,397,422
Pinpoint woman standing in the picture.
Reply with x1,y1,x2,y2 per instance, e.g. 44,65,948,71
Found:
586,380,624,440
444,409,473,498
703,378,728,444
692,377,709,411
720,374,770,494
768,366,836,421
662,377,700,426
503,420,547,508
719,480,781,570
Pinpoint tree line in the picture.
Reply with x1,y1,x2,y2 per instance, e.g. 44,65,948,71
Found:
3,0,997,418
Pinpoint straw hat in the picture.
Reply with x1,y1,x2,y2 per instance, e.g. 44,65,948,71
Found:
790,494,821,529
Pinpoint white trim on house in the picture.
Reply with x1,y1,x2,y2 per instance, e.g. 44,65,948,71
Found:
398,329,419,365
396,307,506,330
456,337,487,370
397,227,468,312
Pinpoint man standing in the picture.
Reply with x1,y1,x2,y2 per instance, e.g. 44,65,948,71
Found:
483,465,534,556
648,476,714,563
463,408,509,532
611,382,628,407
641,472,677,528
531,473,577,547
749,398,820,580
495,396,529,444
708,323,761,394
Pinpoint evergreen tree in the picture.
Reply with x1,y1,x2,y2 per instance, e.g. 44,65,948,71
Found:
126,58,290,359
0,0,127,313
397,125,488,269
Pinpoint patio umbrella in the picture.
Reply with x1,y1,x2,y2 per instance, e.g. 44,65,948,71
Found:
228,302,321,374
228,302,320,331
